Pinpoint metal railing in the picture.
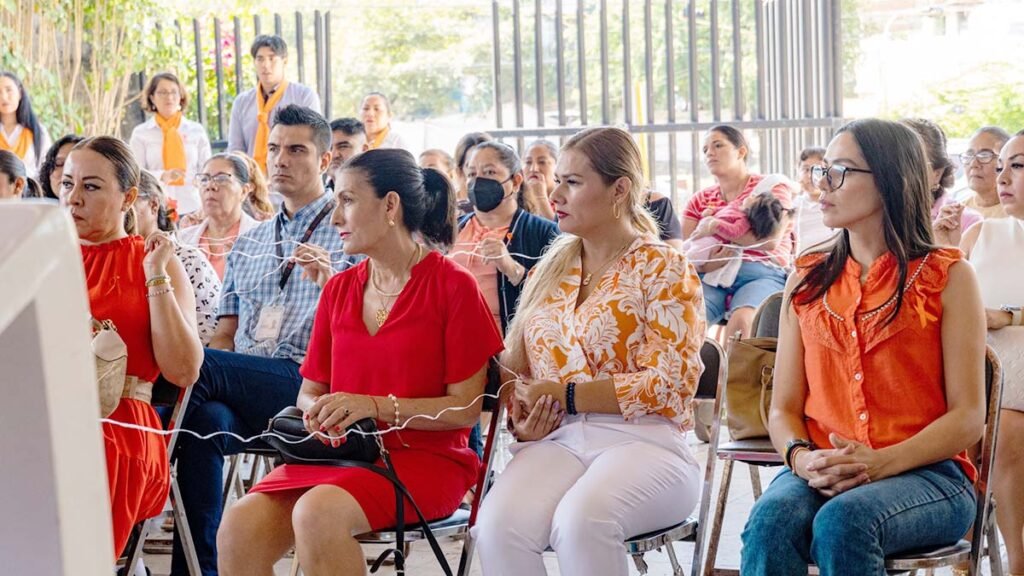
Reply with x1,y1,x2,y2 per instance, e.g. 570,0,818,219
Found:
488,0,845,203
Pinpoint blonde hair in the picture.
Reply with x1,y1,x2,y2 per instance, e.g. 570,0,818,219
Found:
230,152,274,219
502,127,659,373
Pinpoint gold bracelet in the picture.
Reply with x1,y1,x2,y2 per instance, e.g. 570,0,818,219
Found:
145,275,171,287
146,287,175,299
387,393,400,427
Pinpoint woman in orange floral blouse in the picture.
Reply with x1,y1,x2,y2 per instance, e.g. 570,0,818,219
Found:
473,127,706,576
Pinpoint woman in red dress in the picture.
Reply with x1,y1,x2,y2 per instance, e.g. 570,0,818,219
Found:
62,136,203,558
217,148,503,576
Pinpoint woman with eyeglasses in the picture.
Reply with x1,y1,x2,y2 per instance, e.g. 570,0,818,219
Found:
741,118,986,574
961,126,1011,220
900,119,982,247
179,153,265,279
682,125,796,339
129,72,212,219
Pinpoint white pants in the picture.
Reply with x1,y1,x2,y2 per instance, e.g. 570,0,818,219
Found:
473,414,701,576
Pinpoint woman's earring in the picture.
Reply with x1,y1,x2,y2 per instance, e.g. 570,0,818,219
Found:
388,219,396,227
612,202,622,220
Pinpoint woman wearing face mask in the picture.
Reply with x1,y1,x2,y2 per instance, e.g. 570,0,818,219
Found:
453,141,559,335
360,92,408,151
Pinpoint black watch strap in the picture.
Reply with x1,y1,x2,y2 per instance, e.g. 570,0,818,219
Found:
784,439,816,469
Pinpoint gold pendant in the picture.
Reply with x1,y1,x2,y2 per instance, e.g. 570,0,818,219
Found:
582,273,593,286
375,308,388,327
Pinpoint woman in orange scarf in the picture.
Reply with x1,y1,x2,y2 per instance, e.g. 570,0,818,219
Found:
0,71,50,178
129,72,212,220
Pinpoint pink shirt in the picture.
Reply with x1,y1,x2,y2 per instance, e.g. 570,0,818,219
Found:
451,217,509,335
684,174,795,268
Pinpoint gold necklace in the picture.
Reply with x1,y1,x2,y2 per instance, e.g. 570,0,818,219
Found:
370,244,422,327
581,235,638,286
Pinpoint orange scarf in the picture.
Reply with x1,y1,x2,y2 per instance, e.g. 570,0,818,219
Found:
154,112,187,185
0,126,33,159
253,81,288,173
368,125,390,150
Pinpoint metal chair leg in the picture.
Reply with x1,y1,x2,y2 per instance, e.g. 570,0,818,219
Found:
748,464,763,500
222,454,241,506
118,521,147,576
170,464,202,576
631,553,650,574
987,508,1003,576
703,458,734,576
289,553,301,576
666,542,685,576
457,529,476,576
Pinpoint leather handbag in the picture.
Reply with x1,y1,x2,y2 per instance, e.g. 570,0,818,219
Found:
264,406,381,464
92,318,128,418
725,336,777,440
262,406,454,576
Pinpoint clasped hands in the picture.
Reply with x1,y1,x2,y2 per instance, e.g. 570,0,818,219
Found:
302,392,377,448
509,379,565,442
793,433,889,497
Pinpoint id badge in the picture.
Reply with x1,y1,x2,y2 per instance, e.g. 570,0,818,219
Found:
255,305,286,342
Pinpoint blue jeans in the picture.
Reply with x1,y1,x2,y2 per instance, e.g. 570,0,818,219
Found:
702,261,787,324
741,460,975,575
170,349,302,576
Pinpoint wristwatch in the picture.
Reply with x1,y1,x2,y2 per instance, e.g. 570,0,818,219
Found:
1001,305,1022,327
784,438,817,469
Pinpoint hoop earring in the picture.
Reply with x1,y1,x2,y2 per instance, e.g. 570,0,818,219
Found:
612,202,622,220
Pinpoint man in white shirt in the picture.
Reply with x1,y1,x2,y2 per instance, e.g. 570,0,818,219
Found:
227,35,321,172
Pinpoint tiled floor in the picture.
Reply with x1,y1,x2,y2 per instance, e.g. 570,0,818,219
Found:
139,435,1002,575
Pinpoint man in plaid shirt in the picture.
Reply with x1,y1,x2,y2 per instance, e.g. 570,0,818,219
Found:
171,105,357,575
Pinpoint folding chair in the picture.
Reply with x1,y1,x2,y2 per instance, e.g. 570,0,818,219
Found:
117,381,203,576
879,345,1004,576
289,401,506,576
703,292,785,576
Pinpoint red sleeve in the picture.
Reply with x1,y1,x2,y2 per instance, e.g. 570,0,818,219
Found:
683,190,707,221
771,183,795,210
299,274,338,384
442,262,505,384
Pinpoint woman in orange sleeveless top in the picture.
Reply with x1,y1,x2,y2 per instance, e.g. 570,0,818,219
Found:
62,136,203,558
741,119,987,575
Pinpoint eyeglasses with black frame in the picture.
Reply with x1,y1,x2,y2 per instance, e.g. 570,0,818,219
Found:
959,151,998,165
811,163,873,190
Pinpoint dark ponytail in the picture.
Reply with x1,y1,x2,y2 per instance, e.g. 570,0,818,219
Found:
420,166,456,248
345,148,456,249
0,149,41,198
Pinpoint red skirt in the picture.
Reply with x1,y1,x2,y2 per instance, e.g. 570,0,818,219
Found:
104,399,170,558
252,448,477,529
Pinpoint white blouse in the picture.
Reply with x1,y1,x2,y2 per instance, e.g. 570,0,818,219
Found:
129,116,212,215
0,123,52,179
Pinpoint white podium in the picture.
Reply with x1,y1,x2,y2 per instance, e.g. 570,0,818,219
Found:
0,202,114,573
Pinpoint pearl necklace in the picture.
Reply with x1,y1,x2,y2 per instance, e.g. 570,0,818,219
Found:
821,253,930,323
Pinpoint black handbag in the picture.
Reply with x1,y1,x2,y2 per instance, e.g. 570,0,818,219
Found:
264,406,381,464
263,406,453,576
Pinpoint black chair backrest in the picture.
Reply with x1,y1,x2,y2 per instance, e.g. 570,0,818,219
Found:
752,292,784,338
696,339,723,399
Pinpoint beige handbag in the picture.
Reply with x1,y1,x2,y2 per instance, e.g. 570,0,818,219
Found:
725,336,777,440
92,318,128,418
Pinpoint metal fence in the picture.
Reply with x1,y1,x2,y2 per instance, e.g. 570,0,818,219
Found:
488,0,846,203
163,1,845,204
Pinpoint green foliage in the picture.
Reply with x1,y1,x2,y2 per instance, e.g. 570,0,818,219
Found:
889,70,1024,138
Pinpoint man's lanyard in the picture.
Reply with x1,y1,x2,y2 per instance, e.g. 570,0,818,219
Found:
274,201,335,290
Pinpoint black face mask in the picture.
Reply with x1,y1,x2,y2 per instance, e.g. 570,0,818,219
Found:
468,176,513,213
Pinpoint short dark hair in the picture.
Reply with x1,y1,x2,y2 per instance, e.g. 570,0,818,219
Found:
39,134,85,199
330,117,365,136
143,72,189,113
799,146,826,162
272,105,331,155
0,150,41,198
746,194,787,239
250,35,288,59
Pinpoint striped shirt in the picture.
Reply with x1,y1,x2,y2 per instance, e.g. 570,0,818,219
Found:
219,192,355,363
